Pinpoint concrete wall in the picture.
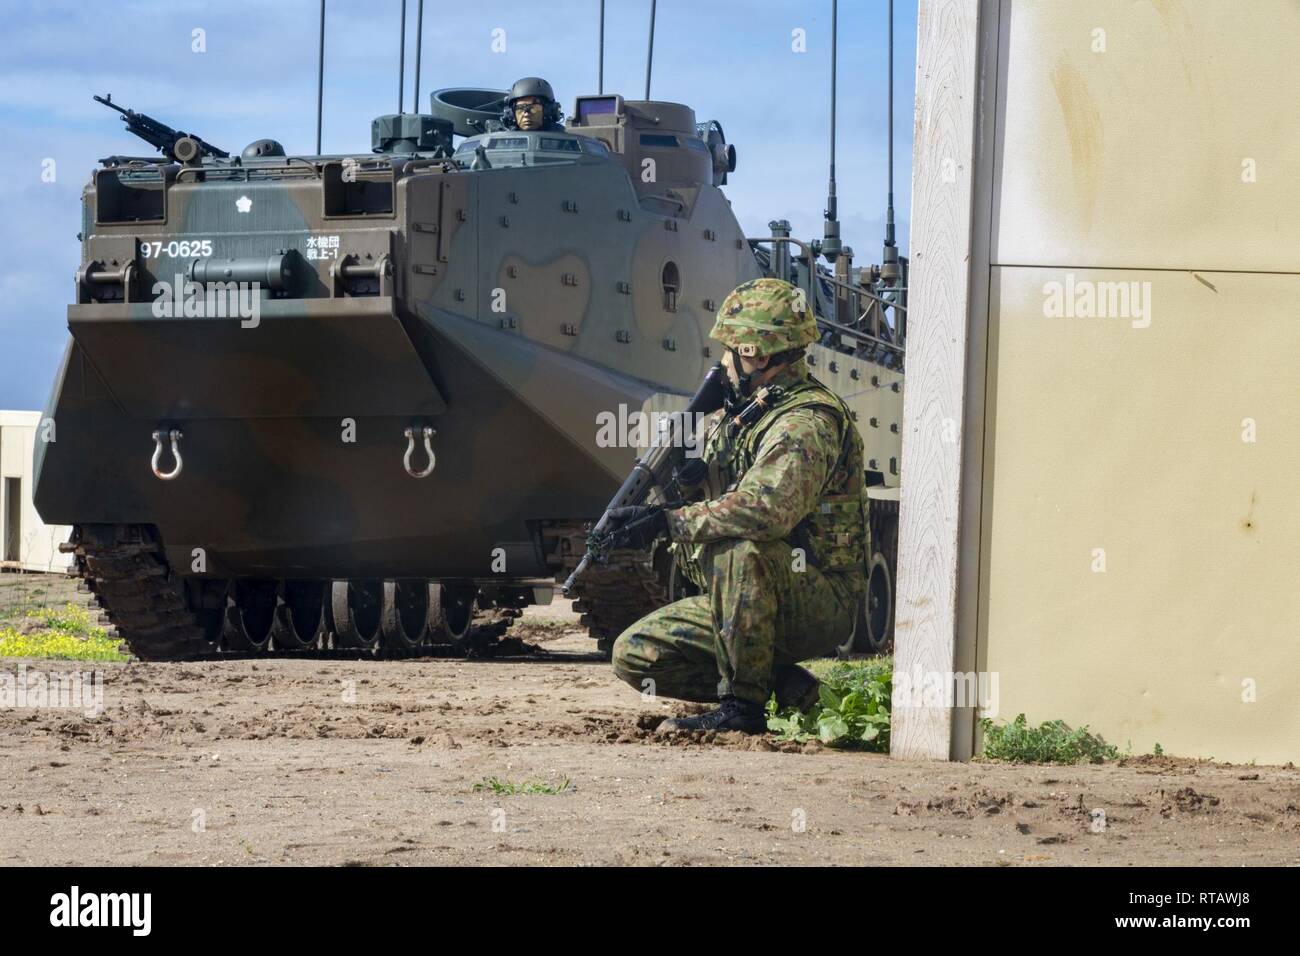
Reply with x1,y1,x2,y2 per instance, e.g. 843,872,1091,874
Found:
974,0,1299,763
0,411,72,573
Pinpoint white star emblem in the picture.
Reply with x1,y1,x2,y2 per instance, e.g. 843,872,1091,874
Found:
235,195,252,213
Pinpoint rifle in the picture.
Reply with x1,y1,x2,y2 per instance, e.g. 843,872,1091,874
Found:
562,363,727,596
94,94,229,163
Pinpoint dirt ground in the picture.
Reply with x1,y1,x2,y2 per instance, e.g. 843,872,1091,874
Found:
0,568,82,620
1,583,1298,866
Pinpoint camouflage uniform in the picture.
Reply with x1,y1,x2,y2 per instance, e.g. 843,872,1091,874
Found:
611,279,869,706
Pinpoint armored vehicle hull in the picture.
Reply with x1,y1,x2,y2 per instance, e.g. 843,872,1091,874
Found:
36,93,904,659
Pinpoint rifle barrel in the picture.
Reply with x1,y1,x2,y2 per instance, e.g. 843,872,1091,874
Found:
94,94,128,115
561,554,590,597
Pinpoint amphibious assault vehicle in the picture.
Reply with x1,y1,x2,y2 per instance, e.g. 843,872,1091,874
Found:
36,85,905,660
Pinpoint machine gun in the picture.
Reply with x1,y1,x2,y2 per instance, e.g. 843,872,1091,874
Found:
562,364,728,596
94,94,229,163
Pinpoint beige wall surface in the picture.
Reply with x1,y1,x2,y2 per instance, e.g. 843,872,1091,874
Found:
978,1,1300,763
993,0,1300,271
981,268,1299,764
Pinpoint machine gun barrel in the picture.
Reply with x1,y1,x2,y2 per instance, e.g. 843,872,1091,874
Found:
562,364,726,596
94,94,229,162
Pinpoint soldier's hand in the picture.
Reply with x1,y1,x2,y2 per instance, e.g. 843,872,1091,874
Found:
603,505,669,551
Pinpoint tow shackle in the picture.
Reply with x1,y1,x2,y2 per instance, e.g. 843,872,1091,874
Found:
403,426,436,478
151,428,184,481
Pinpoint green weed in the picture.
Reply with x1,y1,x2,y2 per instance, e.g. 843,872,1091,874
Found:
473,776,575,796
765,657,892,751
979,713,1119,764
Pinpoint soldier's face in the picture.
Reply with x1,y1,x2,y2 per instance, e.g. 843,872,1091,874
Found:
514,97,544,129
723,349,769,393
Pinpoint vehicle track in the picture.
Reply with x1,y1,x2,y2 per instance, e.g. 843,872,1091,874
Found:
64,524,519,661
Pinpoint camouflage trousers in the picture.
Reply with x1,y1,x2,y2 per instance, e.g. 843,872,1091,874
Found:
611,537,862,705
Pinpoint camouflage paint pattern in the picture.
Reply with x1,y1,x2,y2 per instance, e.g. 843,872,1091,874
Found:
709,277,818,358
612,536,859,703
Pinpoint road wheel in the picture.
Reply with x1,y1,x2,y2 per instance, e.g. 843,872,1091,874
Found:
381,580,429,653
837,552,894,656
427,583,476,646
331,579,383,651
271,580,325,650
223,580,276,653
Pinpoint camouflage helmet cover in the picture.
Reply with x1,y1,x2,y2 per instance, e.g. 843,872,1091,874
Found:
710,278,817,358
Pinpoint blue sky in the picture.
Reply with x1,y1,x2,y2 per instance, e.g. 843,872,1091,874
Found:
0,0,914,410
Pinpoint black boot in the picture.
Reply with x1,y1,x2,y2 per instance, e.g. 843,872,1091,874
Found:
657,696,768,735
773,664,820,711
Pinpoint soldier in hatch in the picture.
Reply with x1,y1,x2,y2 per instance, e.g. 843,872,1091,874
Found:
503,77,565,132
603,278,870,734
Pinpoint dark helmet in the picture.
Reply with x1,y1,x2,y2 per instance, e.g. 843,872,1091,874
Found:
503,76,563,129
508,76,556,105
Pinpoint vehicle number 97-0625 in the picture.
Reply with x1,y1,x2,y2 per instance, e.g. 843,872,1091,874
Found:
139,239,214,258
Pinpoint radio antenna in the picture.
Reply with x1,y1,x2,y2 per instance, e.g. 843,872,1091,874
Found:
398,0,407,113
315,0,326,153
822,0,842,260
644,0,657,99
599,0,606,94
413,0,424,111
882,0,900,281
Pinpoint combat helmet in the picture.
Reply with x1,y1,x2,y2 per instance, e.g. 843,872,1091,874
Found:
710,278,818,358
504,77,563,130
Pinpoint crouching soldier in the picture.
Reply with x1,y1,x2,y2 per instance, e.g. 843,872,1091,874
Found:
605,278,869,733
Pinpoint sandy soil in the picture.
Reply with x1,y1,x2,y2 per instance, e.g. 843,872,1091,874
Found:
1,595,1298,867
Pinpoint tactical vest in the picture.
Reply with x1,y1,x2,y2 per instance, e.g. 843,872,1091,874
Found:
701,375,870,574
